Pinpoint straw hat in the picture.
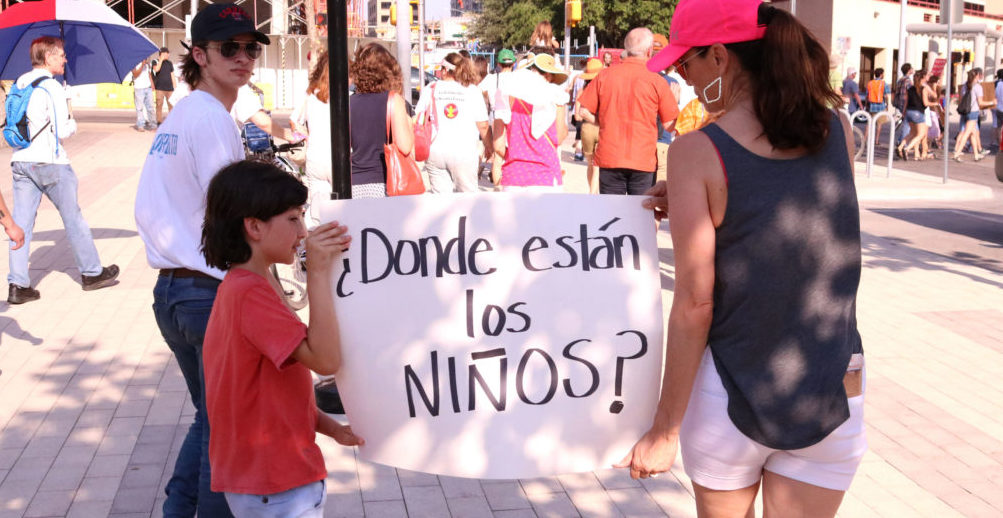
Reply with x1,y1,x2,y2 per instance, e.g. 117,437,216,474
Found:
530,53,568,84
580,58,603,80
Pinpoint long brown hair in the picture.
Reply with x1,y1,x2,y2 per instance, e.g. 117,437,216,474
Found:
350,42,402,94
180,42,206,90
443,52,479,87
308,50,330,102
726,4,843,152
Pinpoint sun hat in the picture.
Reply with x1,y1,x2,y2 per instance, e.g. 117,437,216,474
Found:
647,0,767,73
530,53,568,84
191,3,270,45
497,48,516,65
652,33,668,52
580,58,603,80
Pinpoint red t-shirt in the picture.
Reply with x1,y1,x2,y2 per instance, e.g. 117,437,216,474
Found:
203,268,323,495
577,57,679,172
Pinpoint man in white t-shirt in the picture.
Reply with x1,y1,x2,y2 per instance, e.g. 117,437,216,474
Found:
479,48,516,182
133,4,268,516
231,81,274,135
131,57,156,131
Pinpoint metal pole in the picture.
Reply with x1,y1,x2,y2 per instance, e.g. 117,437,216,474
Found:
790,0,796,16
944,13,953,183
898,0,907,72
418,0,425,89
396,0,411,97
329,0,352,199
563,1,571,70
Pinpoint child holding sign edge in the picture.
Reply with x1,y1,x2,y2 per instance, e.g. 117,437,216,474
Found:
199,160,363,517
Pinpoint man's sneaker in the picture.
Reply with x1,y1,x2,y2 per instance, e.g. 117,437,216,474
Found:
8,284,40,304
574,152,585,162
81,265,120,291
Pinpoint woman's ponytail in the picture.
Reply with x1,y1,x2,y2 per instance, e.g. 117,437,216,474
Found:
729,4,842,152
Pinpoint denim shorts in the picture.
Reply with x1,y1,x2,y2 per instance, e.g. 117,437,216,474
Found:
965,111,980,122
905,109,926,125
225,479,326,517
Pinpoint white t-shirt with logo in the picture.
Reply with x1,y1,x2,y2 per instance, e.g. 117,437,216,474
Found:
415,79,488,149
135,90,245,279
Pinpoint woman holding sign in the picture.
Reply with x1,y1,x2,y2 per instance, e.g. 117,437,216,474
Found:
619,1,866,517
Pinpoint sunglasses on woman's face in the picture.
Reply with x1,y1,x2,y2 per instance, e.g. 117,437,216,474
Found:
675,48,707,81
207,41,262,60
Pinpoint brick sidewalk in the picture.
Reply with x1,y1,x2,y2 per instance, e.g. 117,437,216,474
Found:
0,113,1000,517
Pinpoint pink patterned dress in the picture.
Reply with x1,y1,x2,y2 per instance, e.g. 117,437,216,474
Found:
501,97,562,188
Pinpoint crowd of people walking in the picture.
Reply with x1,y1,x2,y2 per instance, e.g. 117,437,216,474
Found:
0,0,874,516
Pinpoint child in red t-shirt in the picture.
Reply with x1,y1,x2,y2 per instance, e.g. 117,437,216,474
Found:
200,160,363,516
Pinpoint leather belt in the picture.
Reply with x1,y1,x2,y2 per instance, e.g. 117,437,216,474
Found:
159,268,216,280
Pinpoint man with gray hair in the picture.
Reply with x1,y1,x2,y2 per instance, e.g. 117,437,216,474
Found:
578,27,678,195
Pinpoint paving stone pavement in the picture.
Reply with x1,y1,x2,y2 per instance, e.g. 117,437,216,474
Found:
0,110,1000,517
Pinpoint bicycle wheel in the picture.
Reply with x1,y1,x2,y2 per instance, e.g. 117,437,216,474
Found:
271,261,308,311
851,126,865,161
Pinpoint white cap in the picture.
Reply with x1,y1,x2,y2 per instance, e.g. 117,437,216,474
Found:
847,67,857,76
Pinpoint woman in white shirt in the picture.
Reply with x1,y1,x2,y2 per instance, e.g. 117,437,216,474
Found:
415,53,493,193
291,51,333,226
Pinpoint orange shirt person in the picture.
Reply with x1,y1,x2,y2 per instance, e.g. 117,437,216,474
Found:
578,27,678,195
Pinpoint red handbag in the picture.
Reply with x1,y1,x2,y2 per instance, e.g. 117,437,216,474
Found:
385,92,426,196
413,83,437,161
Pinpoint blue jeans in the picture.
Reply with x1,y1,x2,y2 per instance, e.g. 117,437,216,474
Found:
599,168,656,195
225,480,326,518
152,274,233,518
135,87,155,128
8,162,101,287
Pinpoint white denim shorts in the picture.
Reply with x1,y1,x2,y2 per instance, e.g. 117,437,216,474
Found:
680,349,867,492
225,479,326,518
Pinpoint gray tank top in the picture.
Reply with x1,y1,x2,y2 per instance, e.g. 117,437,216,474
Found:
700,112,864,450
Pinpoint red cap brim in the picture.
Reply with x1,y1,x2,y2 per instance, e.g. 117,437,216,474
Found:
647,43,689,73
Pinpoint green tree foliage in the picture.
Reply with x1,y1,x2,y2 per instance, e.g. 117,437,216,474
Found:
471,0,678,50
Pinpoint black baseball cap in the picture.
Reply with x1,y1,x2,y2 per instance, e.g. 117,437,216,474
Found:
191,3,270,45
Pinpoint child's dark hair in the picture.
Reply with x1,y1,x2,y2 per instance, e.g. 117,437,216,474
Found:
201,160,308,270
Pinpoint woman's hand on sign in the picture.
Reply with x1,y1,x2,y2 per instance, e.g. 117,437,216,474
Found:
641,181,669,222
306,221,351,274
614,428,679,479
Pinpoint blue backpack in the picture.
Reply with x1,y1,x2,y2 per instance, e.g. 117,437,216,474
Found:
3,77,51,149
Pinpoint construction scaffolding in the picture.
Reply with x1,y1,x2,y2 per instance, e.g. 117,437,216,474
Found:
0,0,366,109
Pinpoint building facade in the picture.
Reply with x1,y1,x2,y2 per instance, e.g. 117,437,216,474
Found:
775,0,1003,92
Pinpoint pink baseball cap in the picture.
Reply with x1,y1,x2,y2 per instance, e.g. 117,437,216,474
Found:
647,0,768,72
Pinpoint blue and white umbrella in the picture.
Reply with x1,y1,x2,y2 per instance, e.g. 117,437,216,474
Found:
0,0,158,85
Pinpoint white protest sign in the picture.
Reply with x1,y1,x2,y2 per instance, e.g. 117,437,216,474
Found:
317,193,663,479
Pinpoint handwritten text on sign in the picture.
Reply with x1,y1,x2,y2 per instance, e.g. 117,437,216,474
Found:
318,193,663,479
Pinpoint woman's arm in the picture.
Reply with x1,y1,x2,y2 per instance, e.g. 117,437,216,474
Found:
555,105,568,143
390,93,414,155
617,132,720,478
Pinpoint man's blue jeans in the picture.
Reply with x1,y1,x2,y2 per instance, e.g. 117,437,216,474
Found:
8,161,101,287
135,87,155,128
152,273,233,518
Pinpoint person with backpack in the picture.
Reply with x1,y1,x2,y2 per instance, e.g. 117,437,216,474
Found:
867,68,892,143
5,36,119,305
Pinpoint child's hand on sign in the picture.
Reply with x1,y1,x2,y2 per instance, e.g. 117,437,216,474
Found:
318,413,365,447
305,221,351,275
641,181,668,222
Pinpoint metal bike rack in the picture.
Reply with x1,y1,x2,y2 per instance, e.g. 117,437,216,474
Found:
869,111,896,179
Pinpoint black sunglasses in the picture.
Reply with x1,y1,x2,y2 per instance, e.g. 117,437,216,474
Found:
207,41,262,60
